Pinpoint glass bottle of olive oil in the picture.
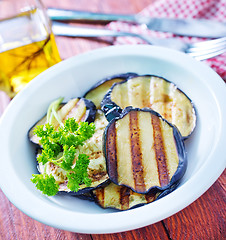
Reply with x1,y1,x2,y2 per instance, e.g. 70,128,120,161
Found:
0,8,61,97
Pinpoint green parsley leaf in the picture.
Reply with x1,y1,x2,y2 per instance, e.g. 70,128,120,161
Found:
63,118,79,133
58,120,95,148
77,122,95,140
31,173,59,196
60,145,77,171
67,154,91,192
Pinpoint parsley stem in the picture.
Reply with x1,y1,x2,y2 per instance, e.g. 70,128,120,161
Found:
51,156,64,163
43,162,48,175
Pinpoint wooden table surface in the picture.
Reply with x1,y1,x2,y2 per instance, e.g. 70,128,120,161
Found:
0,0,225,239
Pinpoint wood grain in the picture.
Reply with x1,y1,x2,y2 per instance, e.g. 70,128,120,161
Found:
0,0,225,239
92,222,169,240
0,189,92,240
164,170,226,240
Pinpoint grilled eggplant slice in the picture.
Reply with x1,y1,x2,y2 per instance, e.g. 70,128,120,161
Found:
93,182,159,210
37,110,110,195
29,97,96,145
73,191,95,201
84,73,138,109
104,107,187,194
101,75,196,139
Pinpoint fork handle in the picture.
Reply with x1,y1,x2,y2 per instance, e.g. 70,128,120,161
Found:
51,21,182,47
52,21,139,38
47,8,136,22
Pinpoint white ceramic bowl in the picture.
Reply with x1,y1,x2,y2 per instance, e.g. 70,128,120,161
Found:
0,45,225,234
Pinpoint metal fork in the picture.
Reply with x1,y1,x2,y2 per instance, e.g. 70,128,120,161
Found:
147,36,226,61
52,21,226,61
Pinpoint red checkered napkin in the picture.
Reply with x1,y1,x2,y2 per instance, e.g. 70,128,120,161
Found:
0,91,10,117
107,0,226,80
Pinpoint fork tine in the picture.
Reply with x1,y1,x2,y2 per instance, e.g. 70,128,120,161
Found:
188,37,226,52
190,37,226,47
189,46,226,61
185,37,226,60
188,42,226,55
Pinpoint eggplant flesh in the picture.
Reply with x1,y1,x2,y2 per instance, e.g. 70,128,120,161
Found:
93,182,159,210
38,110,110,195
84,73,138,109
104,107,187,194
101,75,196,139
29,97,96,145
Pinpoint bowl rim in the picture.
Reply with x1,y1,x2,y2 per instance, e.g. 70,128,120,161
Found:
0,45,225,234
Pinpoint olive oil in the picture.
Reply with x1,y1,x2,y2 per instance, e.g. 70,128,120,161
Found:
0,8,61,97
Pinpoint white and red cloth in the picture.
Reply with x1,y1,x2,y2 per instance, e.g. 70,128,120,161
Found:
107,0,226,80
0,0,225,116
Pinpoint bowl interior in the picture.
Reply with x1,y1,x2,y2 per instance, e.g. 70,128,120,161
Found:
1,45,225,232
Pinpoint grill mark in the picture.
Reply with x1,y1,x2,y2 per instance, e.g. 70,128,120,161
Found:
74,99,86,122
151,114,170,187
162,93,168,119
149,77,155,108
161,81,171,119
186,111,191,126
106,122,118,182
129,111,146,192
120,186,130,210
142,78,152,108
79,111,87,122
64,98,81,121
90,171,107,181
163,97,173,121
96,187,105,206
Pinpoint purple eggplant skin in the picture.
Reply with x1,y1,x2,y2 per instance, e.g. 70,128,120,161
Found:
28,97,96,146
103,107,187,194
156,182,180,200
83,72,138,97
57,179,111,196
72,191,95,202
82,98,97,124
83,72,138,109
101,74,196,140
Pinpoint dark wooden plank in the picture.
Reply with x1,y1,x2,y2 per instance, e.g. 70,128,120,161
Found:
163,171,226,240
0,189,92,240
92,222,169,240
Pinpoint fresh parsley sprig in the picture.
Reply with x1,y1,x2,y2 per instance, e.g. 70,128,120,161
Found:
67,154,91,192
31,173,59,196
31,98,95,196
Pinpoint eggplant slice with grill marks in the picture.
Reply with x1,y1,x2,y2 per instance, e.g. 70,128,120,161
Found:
84,73,138,109
103,107,187,194
93,182,160,210
29,97,96,145
73,191,95,201
101,75,196,139
37,110,110,195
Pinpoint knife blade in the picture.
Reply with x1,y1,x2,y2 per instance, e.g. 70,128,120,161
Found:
47,8,226,38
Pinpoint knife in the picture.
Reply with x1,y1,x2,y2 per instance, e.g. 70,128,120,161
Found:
47,8,226,38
